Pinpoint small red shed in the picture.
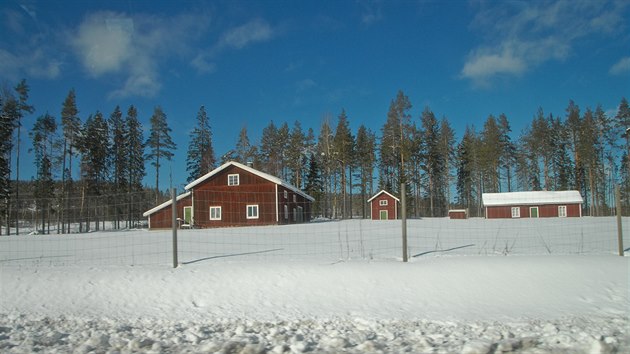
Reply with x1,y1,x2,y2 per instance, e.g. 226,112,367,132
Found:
367,190,399,220
482,191,583,219
448,209,468,219
143,161,314,229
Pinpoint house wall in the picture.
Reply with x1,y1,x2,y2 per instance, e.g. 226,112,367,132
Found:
276,185,312,225
192,165,277,227
370,194,397,220
448,210,468,219
191,165,312,227
485,203,581,219
148,196,192,229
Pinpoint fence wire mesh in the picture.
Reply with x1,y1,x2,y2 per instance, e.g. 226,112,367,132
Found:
1,191,628,267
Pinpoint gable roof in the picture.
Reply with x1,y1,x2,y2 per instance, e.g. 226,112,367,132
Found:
184,161,315,202
482,191,583,207
142,191,192,217
367,190,400,203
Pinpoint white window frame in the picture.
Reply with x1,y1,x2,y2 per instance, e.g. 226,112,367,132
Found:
379,199,388,206
209,206,222,220
284,190,288,199
228,174,240,186
558,205,567,217
247,205,259,219
529,206,539,218
284,205,289,220
292,208,297,221
293,194,297,203
511,207,520,218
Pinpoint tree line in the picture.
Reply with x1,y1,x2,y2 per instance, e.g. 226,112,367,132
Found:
1,80,629,234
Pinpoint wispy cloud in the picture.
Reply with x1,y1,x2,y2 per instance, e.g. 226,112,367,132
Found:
462,0,629,86
610,57,630,76
359,0,383,26
69,11,208,98
192,19,276,75
0,5,61,80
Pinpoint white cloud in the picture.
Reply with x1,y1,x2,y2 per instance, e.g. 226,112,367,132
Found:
0,48,61,80
610,57,630,76
296,79,316,92
191,54,217,75
70,11,208,98
462,0,629,86
218,19,274,50
359,0,383,26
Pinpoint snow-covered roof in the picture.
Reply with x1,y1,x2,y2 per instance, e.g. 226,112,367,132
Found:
367,190,400,203
482,191,583,207
184,161,315,202
142,191,192,217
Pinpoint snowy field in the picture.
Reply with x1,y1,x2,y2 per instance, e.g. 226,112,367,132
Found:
1,218,629,353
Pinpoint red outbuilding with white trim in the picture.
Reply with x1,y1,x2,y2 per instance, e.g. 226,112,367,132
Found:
482,191,583,219
367,190,399,220
143,161,314,229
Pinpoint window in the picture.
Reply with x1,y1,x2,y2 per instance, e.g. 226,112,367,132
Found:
228,174,239,186
558,205,567,217
293,194,297,203
293,208,297,221
511,207,520,218
379,199,388,206
247,205,259,219
209,206,221,220
284,205,288,219
284,190,288,199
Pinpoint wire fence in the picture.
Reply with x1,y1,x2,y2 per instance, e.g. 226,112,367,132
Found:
1,192,628,267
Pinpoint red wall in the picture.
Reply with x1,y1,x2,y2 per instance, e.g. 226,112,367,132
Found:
148,195,192,229
486,203,581,218
370,194,398,220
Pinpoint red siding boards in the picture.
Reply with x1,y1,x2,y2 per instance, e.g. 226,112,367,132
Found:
448,210,468,219
367,190,399,220
144,193,192,229
485,204,582,219
143,161,313,229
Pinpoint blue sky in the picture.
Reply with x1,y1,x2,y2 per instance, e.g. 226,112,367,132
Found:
1,0,629,192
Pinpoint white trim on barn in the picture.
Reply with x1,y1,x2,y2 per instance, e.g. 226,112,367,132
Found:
185,161,315,202
142,191,192,217
367,190,400,203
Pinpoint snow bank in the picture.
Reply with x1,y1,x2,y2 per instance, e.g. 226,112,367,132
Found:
1,256,628,353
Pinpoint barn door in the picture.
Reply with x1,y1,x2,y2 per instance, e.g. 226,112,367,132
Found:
380,210,388,220
529,207,539,218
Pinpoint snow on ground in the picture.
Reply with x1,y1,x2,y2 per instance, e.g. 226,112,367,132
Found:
1,218,629,353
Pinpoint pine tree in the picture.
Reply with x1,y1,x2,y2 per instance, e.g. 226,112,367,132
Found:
259,121,280,176
108,105,127,229
333,109,354,218
30,113,57,233
480,115,502,193
317,117,335,218
234,126,257,167
304,153,324,216
438,117,456,211
145,106,176,204
124,106,145,227
286,121,306,187
79,111,109,231
0,94,17,234
12,79,34,235
497,114,516,192
456,126,478,215
420,107,443,216
354,125,376,218
60,89,81,233
616,97,630,190
186,106,215,182
380,91,412,194
566,100,584,193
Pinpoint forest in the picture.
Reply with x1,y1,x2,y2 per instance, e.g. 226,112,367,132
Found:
1,79,629,234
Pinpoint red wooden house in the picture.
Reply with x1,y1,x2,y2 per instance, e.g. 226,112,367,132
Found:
143,161,314,229
367,190,399,220
482,191,583,219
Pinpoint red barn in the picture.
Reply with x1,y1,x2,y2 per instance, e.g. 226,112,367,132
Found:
482,191,583,219
143,161,314,229
367,190,399,220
